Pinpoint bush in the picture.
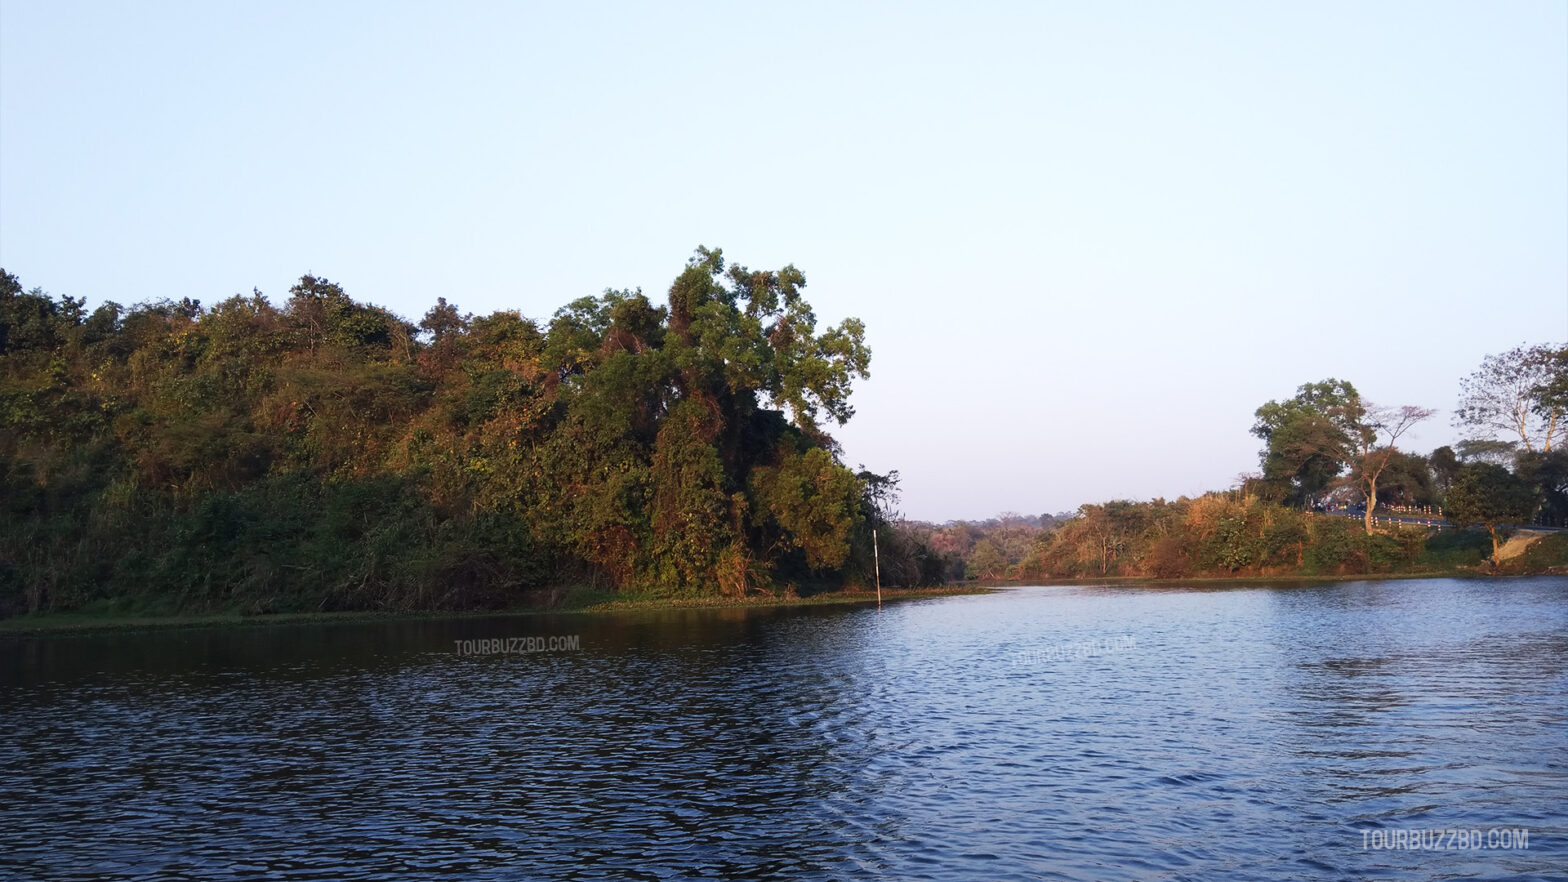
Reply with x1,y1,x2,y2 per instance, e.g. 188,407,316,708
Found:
1421,528,1491,570
1304,516,1360,573
1362,532,1406,570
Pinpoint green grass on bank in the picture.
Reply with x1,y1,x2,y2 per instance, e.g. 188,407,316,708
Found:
554,584,984,614
0,584,988,636
6,526,1564,637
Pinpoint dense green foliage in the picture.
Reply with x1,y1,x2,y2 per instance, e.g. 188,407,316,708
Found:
905,494,1504,582
908,493,1541,581
6,264,1565,620
1443,463,1540,557
1014,493,1466,579
1251,379,1367,506
0,251,945,617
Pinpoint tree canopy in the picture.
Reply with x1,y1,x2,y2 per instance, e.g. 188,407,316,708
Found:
1455,344,1566,454
0,249,899,617
1252,379,1366,506
1444,463,1539,559
8,272,1567,616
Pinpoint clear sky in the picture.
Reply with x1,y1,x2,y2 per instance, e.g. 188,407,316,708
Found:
3,1,1565,521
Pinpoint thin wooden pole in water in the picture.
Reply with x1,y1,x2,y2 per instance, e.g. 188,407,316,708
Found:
873,528,881,606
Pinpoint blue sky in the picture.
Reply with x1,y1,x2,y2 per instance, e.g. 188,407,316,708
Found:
3,1,1565,520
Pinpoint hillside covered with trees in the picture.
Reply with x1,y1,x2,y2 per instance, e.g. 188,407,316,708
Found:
4,252,1565,620
0,249,948,617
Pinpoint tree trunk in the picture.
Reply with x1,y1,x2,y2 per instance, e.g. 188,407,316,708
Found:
1488,524,1500,561
1364,480,1377,535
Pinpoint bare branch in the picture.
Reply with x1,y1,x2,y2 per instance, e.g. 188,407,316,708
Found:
1455,344,1564,453
1355,402,1434,534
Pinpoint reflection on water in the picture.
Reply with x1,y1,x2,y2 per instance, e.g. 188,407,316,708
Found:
1,578,1564,880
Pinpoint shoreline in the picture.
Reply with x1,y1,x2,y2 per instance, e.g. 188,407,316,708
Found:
0,585,989,637
988,569,1487,588
989,560,1567,588
7,566,1560,637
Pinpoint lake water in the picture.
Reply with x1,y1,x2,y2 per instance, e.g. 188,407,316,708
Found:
2,578,1564,880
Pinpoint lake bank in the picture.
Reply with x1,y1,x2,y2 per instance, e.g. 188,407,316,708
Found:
0,584,988,636
8,559,1558,636
11,541,1567,636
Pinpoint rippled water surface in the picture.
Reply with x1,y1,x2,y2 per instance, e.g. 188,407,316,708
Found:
2,578,1565,880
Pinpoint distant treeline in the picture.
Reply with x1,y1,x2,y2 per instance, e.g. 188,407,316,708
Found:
919,345,1568,581
921,496,1495,581
0,250,953,618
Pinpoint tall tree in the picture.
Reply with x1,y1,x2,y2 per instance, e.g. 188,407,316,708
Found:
1512,449,1568,528
1373,450,1438,507
1455,344,1565,453
1429,445,1460,494
1350,404,1434,534
1530,345,1568,425
965,538,1008,580
1455,438,1519,465
1252,379,1364,506
1444,463,1539,559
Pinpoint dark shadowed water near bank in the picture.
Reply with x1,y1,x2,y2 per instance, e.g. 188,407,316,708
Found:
2,578,1564,881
